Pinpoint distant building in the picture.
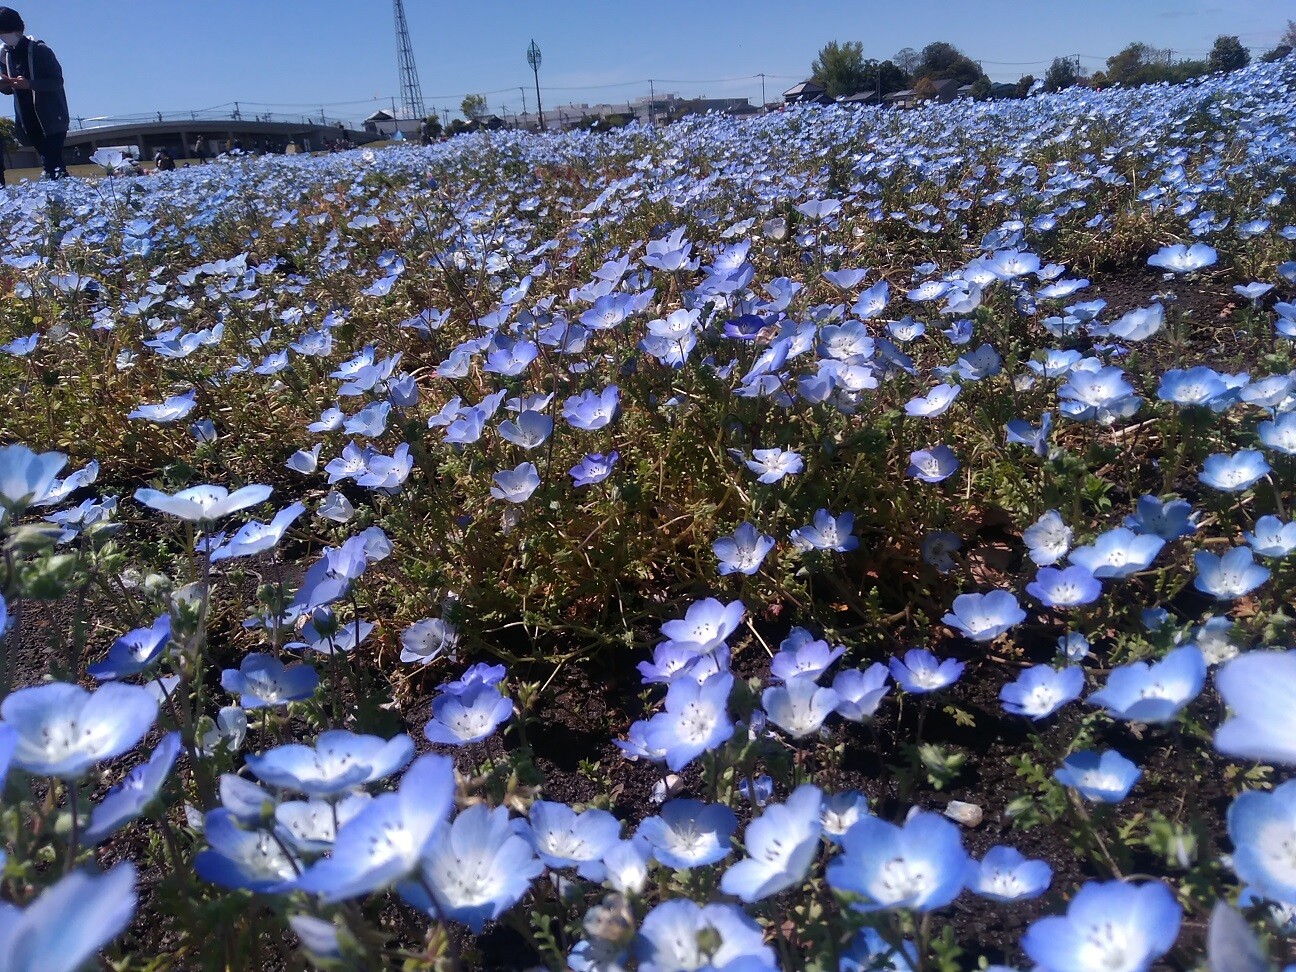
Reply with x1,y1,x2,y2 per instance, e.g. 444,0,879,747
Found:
884,88,919,109
837,90,882,107
782,79,834,105
363,109,422,138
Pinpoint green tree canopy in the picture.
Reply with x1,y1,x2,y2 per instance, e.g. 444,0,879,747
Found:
811,40,870,97
1014,75,1036,98
460,93,487,121
1207,35,1250,73
892,47,920,75
1044,56,1080,91
861,59,910,96
916,41,982,85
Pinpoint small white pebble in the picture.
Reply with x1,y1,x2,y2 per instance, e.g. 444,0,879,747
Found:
944,800,983,827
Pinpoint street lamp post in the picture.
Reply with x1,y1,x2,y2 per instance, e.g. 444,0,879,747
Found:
527,39,544,130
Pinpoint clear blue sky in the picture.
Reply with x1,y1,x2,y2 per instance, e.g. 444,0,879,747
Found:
9,0,1292,124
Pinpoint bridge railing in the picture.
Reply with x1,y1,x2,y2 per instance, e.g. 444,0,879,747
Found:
72,109,360,130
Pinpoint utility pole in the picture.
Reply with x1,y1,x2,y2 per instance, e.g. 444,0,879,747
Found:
519,85,528,125
649,79,656,124
759,73,765,108
527,40,545,130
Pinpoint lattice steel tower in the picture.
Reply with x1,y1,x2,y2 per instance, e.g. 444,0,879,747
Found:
393,0,425,120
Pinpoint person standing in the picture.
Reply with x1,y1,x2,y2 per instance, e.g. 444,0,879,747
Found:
0,8,69,180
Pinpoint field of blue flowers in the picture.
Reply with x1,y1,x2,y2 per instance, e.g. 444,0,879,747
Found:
0,54,1295,972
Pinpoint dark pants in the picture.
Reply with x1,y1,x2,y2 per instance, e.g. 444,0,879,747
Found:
31,128,67,178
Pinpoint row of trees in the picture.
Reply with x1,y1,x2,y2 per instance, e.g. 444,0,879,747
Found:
810,40,985,99
812,22,1296,103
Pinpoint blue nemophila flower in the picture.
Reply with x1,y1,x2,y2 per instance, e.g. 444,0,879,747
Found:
221,653,319,709
1088,646,1205,724
1053,750,1141,803
889,648,964,694
833,664,891,722
289,915,346,966
524,801,621,878
285,444,322,475
1240,373,1294,409
638,799,737,870
134,483,272,525
635,900,774,972
0,862,137,972
84,732,181,845
713,522,775,576
970,845,1052,902
823,267,869,290
1148,241,1217,273
1006,411,1053,456
644,673,734,771
1228,778,1296,902
1244,515,1296,558
659,598,744,654
0,443,67,519
744,447,803,484
1258,412,1296,454
1215,650,1296,765
1157,366,1229,406
438,663,507,696
1000,666,1085,720
490,461,541,503
1022,880,1181,972
1057,366,1141,424
955,343,1001,381
907,445,960,483
127,389,197,423
816,792,869,846
296,755,455,902
1107,303,1165,342
827,810,971,912
943,590,1025,642
840,927,917,972
905,383,961,418
1124,495,1197,540
569,451,618,488
211,501,305,562
720,784,823,902
1200,450,1271,492
498,410,553,450
1027,566,1103,609
88,613,172,681
399,617,459,665
246,731,414,797
274,793,372,855
1023,509,1072,566
1,682,158,778
424,682,514,746
921,531,961,573
739,774,775,807
563,386,620,430
790,508,858,552
770,628,845,682
763,674,839,739
195,808,302,893
1068,527,1164,579
1205,901,1271,972
1194,546,1271,600
601,838,652,896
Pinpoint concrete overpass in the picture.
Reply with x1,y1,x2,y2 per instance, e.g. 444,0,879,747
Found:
7,117,381,168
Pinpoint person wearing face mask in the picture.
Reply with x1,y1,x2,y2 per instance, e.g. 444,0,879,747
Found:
0,8,70,180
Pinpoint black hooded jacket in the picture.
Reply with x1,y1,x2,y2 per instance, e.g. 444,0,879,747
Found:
1,36,69,143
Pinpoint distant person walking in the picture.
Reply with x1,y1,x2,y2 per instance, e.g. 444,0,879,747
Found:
0,8,69,180
193,134,208,163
